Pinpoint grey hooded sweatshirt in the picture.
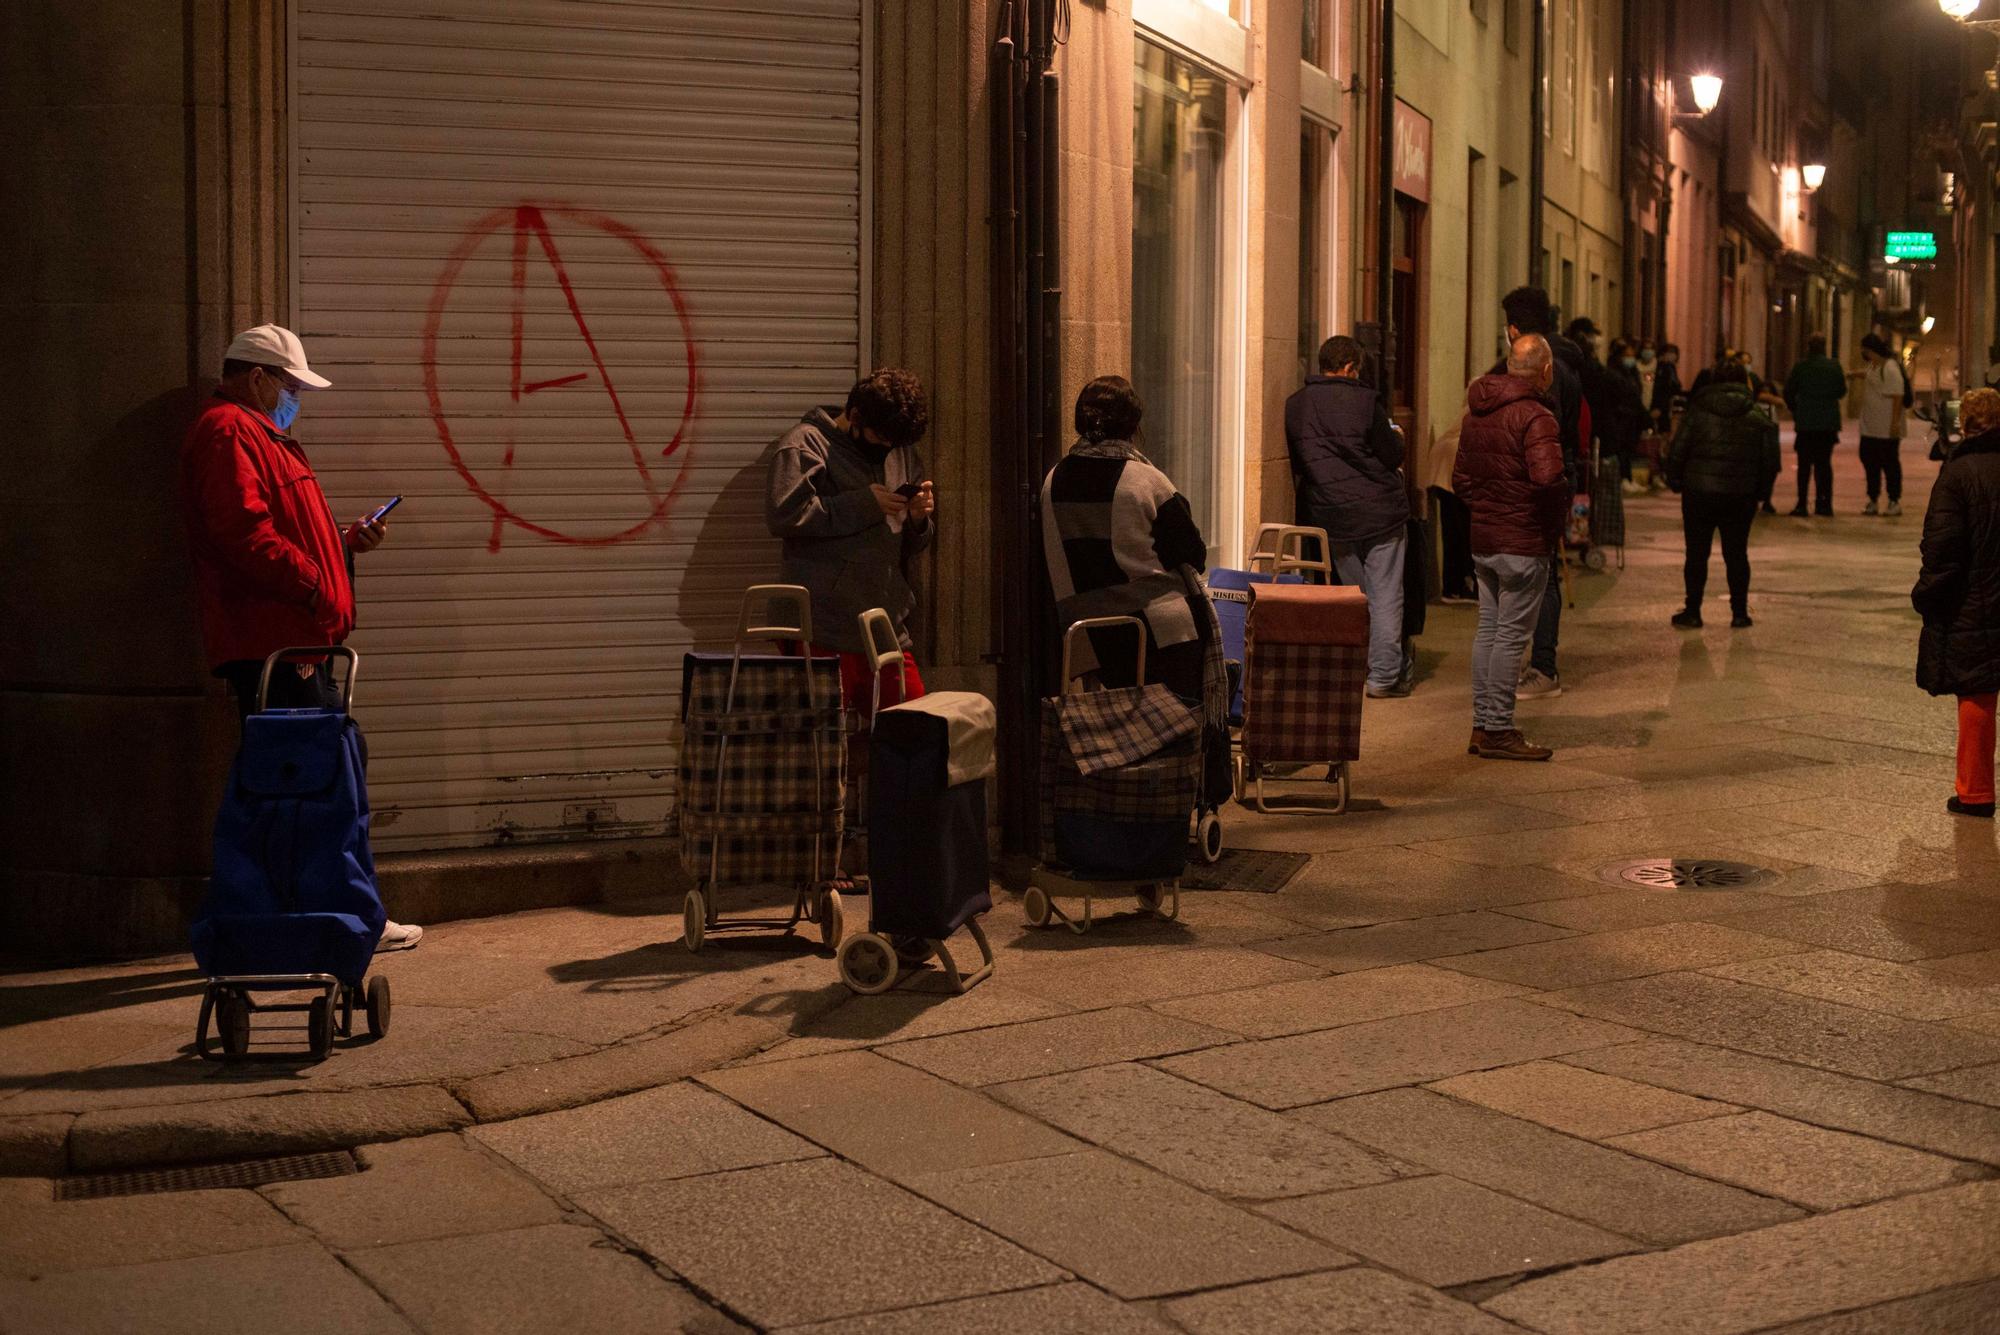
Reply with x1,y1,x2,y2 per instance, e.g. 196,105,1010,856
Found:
763,407,930,653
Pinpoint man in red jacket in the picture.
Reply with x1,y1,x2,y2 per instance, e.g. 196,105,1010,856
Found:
180,324,421,950
1453,334,1569,762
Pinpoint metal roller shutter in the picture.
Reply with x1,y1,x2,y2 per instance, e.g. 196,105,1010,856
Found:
291,0,866,850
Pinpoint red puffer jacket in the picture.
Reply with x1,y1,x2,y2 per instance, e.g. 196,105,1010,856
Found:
1453,373,1569,558
180,396,356,669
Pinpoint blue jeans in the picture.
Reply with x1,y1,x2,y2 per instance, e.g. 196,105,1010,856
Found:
1472,553,1550,731
1331,527,1409,690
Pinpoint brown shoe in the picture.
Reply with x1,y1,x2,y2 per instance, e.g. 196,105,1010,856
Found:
1468,728,1491,755
1475,729,1554,762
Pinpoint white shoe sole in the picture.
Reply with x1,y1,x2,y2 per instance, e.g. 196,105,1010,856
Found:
377,924,424,952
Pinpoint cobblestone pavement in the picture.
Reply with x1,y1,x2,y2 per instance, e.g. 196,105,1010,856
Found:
6,430,2000,1332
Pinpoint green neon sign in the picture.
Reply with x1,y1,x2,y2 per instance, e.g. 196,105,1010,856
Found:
1886,231,1938,260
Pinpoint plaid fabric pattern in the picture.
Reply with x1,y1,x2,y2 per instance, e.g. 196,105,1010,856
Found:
1241,640,1364,766
679,654,844,889
1038,704,1199,856
1055,683,1199,775
1590,456,1626,546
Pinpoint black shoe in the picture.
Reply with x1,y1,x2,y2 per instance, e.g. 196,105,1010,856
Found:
1815,506,1833,517
1788,504,1808,517
1671,609,1703,629
1947,796,1996,819
1730,613,1753,629
1760,501,1778,515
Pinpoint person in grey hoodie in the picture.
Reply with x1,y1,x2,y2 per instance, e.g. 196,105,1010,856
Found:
765,367,934,707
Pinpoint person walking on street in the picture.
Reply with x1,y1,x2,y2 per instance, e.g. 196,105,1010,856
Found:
1914,387,2000,818
1455,335,1568,761
1284,335,1413,697
1663,363,1780,629
1496,288,1586,701
180,324,422,951
1858,334,1909,516
1784,334,1847,517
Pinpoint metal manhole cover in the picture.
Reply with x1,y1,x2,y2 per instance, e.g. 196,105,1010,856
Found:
1601,858,1773,891
56,1150,359,1201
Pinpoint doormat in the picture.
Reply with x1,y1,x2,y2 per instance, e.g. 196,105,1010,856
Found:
1181,848,1310,893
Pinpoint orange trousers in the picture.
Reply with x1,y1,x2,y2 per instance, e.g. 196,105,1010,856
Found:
1962,693,1998,805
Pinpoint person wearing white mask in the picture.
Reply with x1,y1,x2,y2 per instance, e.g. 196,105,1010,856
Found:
179,324,422,951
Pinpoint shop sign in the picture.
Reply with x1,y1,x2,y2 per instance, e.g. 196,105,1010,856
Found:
1393,99,1432,203
1885,231,1938,260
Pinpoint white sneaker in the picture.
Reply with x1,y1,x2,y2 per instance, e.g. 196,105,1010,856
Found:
1621,481,1646,496
1517,668,1564,699
1885,500,1902,517
377,920,424,952
1862,499,1878,515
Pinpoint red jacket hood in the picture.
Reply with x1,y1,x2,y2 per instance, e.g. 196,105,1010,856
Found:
1466,372,1551,416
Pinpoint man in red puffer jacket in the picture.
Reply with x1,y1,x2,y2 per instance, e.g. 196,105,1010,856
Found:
180,323,421,951
1453,334,1569,762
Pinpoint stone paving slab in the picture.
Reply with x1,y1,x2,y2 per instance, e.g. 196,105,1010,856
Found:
1426,1060,1740,1140
1497,775,1808,823
1302,1087,1803,1244
1148,962,1528,1039
733,984,1071,1067
1247,911,1575,973
577,1157,1063,1329
1755,761,1965,813
262,1132,561,1250
1759,1278,2000,1334
471,1080,822,1197
1409,814,1814,869
699,1050,1081,1182
1606,1111,1984,1210
990,1062,1413,1200
0,1182,304,1278
1702,948,2000,1021
346,1222,741,1335
1262,1174,1634,1286
880,1006,1231,1087
1434,921,1801,990
0,1241,410,1335
907,1150,1341,1300
452,1013,787,1122
1157,998,1641,1109
1710,900,2000,962
1495,886,1796,933
1268,847,1621,925
1161,1266,1525,1335
67,1083,473,1170
1566,1039,2000,1166
778,1282,1176,1334
1534,971,2000,1081
1903,1063,2000,1109
1483,1181,2000,1335
995,945,1321,1009
1229,798,1582,855
0,1113,71,1176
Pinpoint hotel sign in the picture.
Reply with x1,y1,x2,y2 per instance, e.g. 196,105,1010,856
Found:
1393,99,1432,203
1885,231,1938,260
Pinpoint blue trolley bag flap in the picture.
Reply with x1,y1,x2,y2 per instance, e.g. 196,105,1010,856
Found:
238,710,346,795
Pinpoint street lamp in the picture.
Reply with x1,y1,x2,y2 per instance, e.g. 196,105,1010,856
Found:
1689,73,1724,115
1802,162,1826,191
1941,0,1980,19
1923,315,1938,334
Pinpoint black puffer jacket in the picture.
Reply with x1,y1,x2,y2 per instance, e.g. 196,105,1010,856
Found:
1662,383,1780,500
1914,429,2000,697
1283,376,1407,544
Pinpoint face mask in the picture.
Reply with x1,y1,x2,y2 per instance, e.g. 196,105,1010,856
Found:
1621,357,1637,369
271,383,301,431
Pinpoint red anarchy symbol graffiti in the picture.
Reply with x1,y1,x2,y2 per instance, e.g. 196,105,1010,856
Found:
422,203,700,550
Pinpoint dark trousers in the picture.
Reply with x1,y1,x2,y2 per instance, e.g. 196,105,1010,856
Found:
1432,487,1475,598
1794,429,1837,512
1859,435,1902,503
216,658,342,723
1682,495,1756,615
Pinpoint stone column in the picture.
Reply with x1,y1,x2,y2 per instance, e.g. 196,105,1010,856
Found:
0,0,288,958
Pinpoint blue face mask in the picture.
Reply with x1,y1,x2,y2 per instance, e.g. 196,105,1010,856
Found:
271,384,301,431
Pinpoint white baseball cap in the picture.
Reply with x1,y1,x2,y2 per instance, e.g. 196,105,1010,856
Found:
223,324,332,389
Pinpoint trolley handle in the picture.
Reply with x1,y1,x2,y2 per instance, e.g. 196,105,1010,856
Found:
1062,616,1145,692
855,607,907,721
256,646,357,714
729,584,819,714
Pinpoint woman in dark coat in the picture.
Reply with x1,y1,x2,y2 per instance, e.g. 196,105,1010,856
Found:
1914,387,2000,818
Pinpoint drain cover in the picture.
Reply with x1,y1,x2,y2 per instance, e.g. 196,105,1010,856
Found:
56,1151,359,1201
1180,848,1310,894
1603,858,1773,891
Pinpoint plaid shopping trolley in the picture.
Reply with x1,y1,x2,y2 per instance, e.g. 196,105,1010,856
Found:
1238,582,1368,813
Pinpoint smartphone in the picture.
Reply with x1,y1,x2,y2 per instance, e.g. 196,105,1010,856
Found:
368,495,403,524
894,482,923,499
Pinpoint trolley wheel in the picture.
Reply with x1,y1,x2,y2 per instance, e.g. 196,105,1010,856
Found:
837,933,899,995
682,890,707,953
1023,884,1052,928
307,994,334,1061
1196,812,1225,865
818,889,845,950
365,975,392,1039
1584,547,1608,571
1138,883,1177,920
218,991,251,1059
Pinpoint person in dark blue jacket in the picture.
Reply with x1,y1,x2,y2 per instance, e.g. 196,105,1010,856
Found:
1285,335,1413,696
